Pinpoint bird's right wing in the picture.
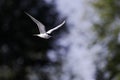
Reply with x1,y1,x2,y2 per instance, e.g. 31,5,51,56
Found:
47,21,65,34
25,12,46,33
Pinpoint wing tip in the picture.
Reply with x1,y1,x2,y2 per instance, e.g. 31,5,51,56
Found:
24,12,30,17
62,20,66,25
63,20,65,23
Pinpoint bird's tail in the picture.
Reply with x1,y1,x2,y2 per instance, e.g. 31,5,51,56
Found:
33,34,39,36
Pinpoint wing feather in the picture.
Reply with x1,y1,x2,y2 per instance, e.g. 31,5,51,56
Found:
47,21,65,34
25,12,46,33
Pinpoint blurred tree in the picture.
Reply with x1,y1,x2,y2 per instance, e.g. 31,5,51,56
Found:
0,0,63,80
93,0,120,80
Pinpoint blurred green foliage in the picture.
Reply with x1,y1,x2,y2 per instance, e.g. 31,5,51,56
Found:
93,0,120,80
0,0,62,80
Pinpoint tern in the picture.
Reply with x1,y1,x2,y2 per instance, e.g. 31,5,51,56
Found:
25,12,65,39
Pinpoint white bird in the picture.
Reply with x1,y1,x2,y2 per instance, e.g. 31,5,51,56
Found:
25,12,65,39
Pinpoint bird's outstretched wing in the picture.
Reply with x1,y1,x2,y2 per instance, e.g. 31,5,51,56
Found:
47,21,65,34
25,12,46,33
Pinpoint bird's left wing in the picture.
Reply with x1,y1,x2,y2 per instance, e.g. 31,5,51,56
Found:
25,12,46,33
47,21,65,34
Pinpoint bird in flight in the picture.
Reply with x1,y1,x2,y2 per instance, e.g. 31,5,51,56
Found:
25,12,65,39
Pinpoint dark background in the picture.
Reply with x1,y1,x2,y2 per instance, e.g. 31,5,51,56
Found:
0,0,64,80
